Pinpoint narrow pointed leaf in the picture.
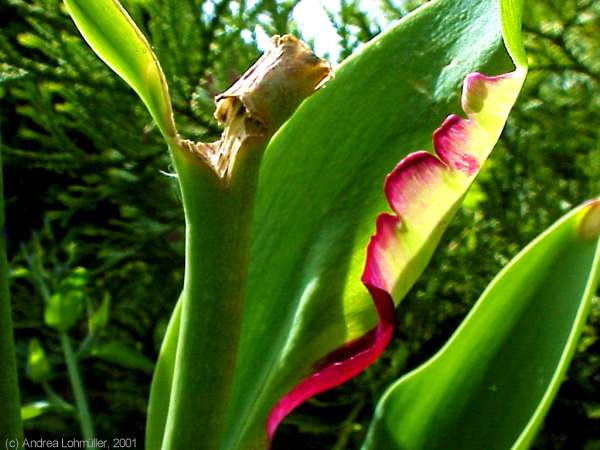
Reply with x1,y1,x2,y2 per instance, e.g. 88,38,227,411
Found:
146,297,180,449
90,341,154,374
21,401,52,421
27,339,51,383
363,200,600,450
63,0,176,139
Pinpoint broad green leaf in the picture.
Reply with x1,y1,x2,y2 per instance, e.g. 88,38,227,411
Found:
363,200,600,450
63,0,176,140
90,341,154,374
222,0,527,446
26,339,51,383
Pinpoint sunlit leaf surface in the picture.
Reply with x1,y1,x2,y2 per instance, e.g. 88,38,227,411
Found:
363,199,600,450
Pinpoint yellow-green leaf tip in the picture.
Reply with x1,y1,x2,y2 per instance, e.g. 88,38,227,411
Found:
579,199,600,240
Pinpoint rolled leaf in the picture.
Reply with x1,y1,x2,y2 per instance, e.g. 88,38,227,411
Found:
363,199,600,450
63,0,177,139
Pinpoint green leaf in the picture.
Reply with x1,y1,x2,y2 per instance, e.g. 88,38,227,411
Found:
146,297,180,450
26,339,51,383
60,266,88,289
220,0,527,446
63,0,177,140
0,63,29,85
21,401,51,421
90,341,154,374
44,291,84,332
8,266,30,279
585,403,600,420
20,400,75,421
363,200,600,450
44,267,88,331
89,292,110,331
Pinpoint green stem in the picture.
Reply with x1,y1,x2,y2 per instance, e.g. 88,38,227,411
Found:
332,397,365,450
76,329,96,358
160,143,264,450
0,147,23,444
42,382,76,415
60,332,95,446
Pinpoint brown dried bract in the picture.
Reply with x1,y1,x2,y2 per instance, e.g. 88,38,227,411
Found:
181,35,332,181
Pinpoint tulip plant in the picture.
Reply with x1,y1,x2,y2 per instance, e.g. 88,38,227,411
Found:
1,0,599,449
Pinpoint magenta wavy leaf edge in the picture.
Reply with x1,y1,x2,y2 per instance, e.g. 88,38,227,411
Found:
266,69,521,441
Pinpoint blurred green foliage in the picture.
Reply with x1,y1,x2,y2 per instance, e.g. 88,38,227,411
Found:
1,0,598,448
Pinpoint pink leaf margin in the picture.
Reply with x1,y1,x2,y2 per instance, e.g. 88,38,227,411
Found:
266,69,524,442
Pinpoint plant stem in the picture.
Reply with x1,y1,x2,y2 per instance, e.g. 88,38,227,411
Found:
60,331,96,447
76,329,96,358
332,397,365,450
42,382,75,415
0,147,24,444
160,145,263,450
152,36,331,450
